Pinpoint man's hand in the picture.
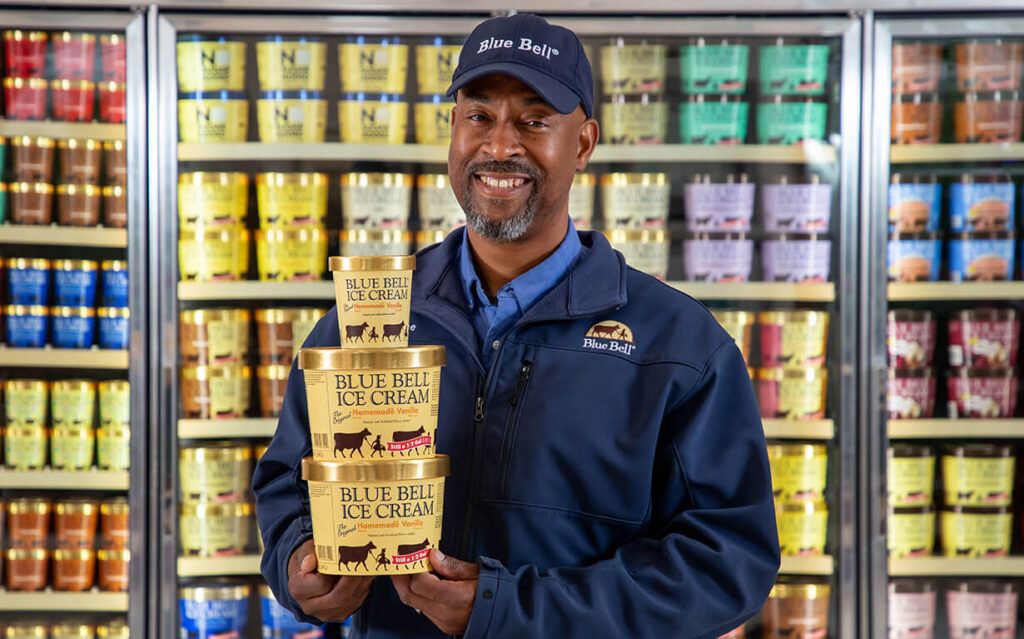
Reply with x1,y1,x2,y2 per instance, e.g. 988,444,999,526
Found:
392,549,480,635
288,539,374,622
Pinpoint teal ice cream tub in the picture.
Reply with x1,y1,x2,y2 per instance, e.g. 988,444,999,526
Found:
679,40,749,94
0,182,7,224
757,97,827,145
759,43,830,95
679,95,748,145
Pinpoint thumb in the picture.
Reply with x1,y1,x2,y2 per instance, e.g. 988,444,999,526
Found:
429,549,480,581
300,551,318,574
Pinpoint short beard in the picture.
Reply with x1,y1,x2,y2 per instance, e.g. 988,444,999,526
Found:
461,161,541,242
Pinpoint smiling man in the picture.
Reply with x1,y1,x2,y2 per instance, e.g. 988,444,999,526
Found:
254,13,779,639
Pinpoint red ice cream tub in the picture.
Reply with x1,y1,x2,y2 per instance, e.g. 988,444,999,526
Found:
3,30,48,78
101,34,126,83
888,309,936,368
52,32,96,81
98,82,126,124
52,80,95,122
948,308,1019,368
946,367,1018,418
888,367,936,419
3,78,47,121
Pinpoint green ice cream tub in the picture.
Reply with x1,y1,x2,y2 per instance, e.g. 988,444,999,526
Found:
759,43,830,95
0,183,7,224
679,95,749,145
757,97,827,145
679,41,749,94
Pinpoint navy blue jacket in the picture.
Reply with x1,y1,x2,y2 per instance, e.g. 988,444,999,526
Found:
254,228,780,638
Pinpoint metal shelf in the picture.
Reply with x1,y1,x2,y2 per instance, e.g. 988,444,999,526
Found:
763,419,835,440
178,280,334,301
177,142,837,165
0,468,129,490
779,555,834,576
0,224,127,248
177,555,262,577
889,419,1024,439
0,118,125,141
888,282,1024,301
0,346,128,369
891,143,1024,164
179,418,277,439
890,557,1024,577
0,589,128,612
668,282,835,302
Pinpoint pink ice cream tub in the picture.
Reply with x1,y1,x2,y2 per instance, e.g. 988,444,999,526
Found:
947,367,1018,418
888,367,936,419
51,80,95,122
3,30,48,78
53,32,96,81
946,580,1018,639
682,232,753,282
3,78,47,121
683,177,755,232
761,181,832,233
101,34,126,83
98,82,126,124
948,308,1019,368
761,233,831,282
888,309,936,368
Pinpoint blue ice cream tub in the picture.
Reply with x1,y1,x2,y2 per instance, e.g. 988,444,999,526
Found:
5,305,48,347
97,307,130,350
53,259,99,307
949,174,1014,232
180,582,250,639
101,259,129,307
260,585,326,638
948,231,1016,282
888,232,942,282
7,258,50,305
52,306,95,349
889,174,941,233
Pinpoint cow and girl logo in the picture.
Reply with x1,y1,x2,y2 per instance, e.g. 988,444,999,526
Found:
344,320,408,344
334,538,433,572
331,426,434,458
582,320,636,355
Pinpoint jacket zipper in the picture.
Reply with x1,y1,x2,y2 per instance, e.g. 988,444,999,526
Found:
499,360,532,499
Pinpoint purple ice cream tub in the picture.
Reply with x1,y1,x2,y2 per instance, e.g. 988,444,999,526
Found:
761,182,832,233
683,180,755,232
948,231,1015,282
682,232,753,282
761,233,831,282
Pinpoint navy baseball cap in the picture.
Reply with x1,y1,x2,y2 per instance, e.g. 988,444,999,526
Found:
446,13,594,118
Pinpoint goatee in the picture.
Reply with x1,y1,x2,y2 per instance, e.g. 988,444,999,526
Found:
461,160,541,242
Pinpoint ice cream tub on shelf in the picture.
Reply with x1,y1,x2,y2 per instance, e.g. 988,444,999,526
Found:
417,230,449,250
7,258,50,306
257,90,327,143
179,583,250,638
711,310,755,362
258,365,290,418
947,368,1018,418
3,78,47,121
946,580,1018,637
756,97,827,145
97,426,130,471
417,174,465,231
683,175,754,232
300,346,445,459
99,380,129,428
761,179,832,233
340,172,413,229
888,506,935,558
956,40,1024,91
603,229,670,281
51,427,95,471
948,231,1015,282
4,427,47,470
414,95,454,145
255,227,327,282
260,584,327,637
339,36,408,94
887,444,935,507
329,256,417,350
179,502,251,557
893,42,943,93
761,233,831,283
600,40,666,94
104,140,127,187
9,182,52,225
101,34,126,83
682,232,753,282
340,229,413,257
940,505,1012,558
416,38,462,95
179,172,248,230
58,138,102,186
567,173,595,231
179,443,253,503
887,232,941,282
255,308,323,366
97,307,130,350
176,35,246,92
762,582,830,639
56,184,101,227
53,260,98,307
101,260,129,308
888,580,937,639
678,39,749,94
601,93,667,145
677,94,748,145
891,92,942,144
179,366,251,420
601,173,670,229
3,30,47,77
180,308,250,367
338,92,408,144
51,80,95,123
98,81,126,125
942,444,1015,506
178,91,249,143
256,172,327,228
52,307,95,349
758,310,829,367
52,380,95,430
256,36,326,91
5,305,48,348
302,455,449,575
889,173,941,233
767,444,827,502
52,33,95,81
954,90,1023,144
775,501,827,556
887,368,936,419
755,367,827,420
4,379,48,428
178,228,249,282
758,42,829,95
950,173,1014,232
948,308,1019,368
0,182,7,224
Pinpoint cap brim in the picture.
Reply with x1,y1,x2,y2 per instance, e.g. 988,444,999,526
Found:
445,61,582,115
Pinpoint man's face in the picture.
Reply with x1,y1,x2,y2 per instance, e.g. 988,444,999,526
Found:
448,74,593,242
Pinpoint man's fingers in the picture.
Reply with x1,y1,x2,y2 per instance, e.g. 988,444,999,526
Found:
429,549,480,581
302,576,374,620
300,552,318,573
289,568,338,601
391,574,433,611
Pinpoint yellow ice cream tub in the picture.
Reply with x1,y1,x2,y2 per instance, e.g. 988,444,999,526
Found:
256,37,326,91
600,40,667,94
415,38,462,95
888,444,935,507
601,93,668,145
255,227,328,282
338,93,408,144
179,442,252,503
602,229,671,281
179,366,251,421
4,379,48,428
51,379,96,430
414,95,454,144
340,229,413,258
338,37,408,93
341,172,413,230
256,172,327,228
775,500,827,556
568,173,596,230
329,255,415,349
768,444,828,502
4,426,47,470
178,172,248,230
179,502,252,557
600,172,670,229
302,455,448,575
300,346,445,461
50,426,94,471
176,35,246,92
416,174,464,231
888,506,935,558
257,90,327,143
178,91,248,143
178,228,249,282
417,230,449,250
940,505,1011,558
942,444,1015,506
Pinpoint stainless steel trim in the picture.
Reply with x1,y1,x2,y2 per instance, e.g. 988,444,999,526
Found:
883,15,1024,37
0,8,133,29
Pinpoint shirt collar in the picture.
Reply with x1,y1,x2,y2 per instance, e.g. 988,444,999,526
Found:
459,218,582,312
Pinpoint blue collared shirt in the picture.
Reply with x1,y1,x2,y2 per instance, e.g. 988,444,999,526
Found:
459,220,582,368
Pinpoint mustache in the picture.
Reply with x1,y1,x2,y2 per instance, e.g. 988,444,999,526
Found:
466,160,542,182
